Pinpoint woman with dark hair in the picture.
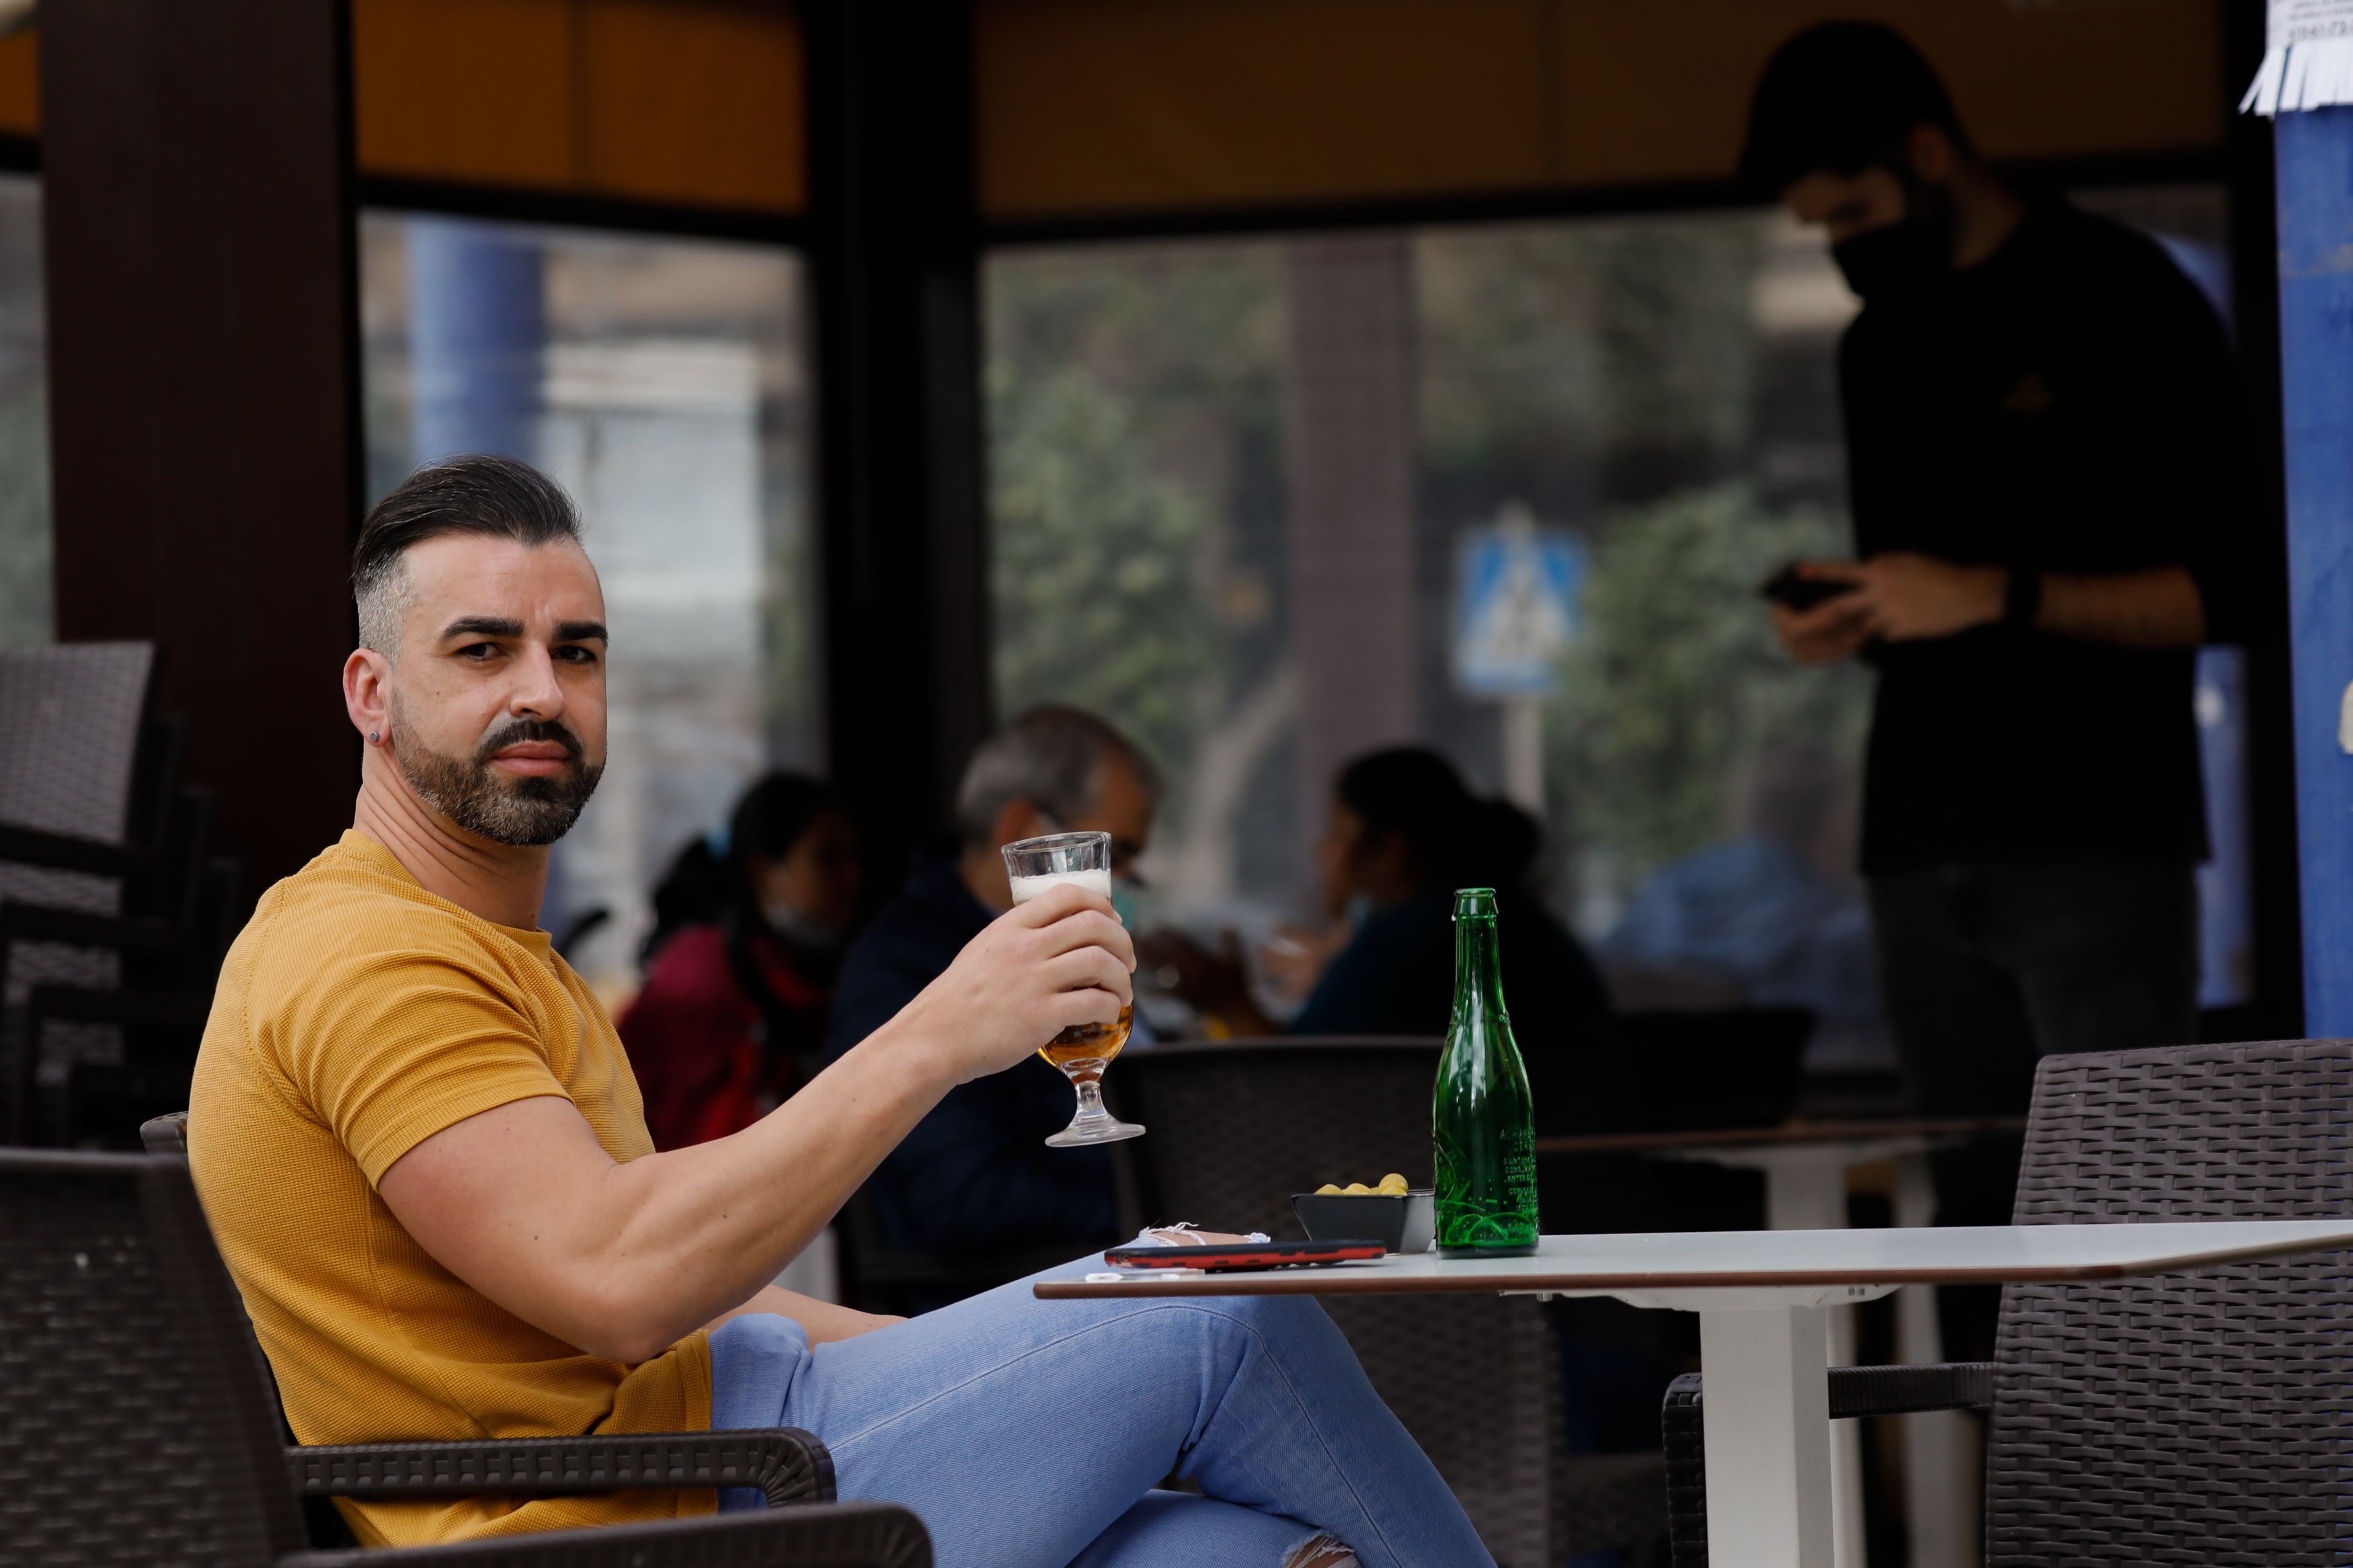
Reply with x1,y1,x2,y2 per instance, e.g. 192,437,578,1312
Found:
619,772,863,1150
1288,749,1614,1118
1160,746,1618,1132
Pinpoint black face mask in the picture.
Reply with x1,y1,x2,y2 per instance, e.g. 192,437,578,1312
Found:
1829,178,1959,301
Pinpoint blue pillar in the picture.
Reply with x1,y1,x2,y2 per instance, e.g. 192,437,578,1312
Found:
2276,108,2353,1032
403,216,563,925
405,217,545,464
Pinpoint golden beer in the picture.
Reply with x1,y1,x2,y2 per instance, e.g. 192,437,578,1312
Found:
1037,1005,1133,1081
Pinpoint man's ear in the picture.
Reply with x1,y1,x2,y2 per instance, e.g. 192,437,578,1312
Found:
344,647,392,745
990,798,1045,853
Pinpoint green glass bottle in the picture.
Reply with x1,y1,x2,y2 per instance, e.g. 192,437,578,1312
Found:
1433,887,1539,1256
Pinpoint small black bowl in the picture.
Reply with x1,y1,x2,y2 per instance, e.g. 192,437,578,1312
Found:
1290,1190,1436,1254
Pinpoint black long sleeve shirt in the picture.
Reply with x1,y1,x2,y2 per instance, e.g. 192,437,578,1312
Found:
1839,201,2263,873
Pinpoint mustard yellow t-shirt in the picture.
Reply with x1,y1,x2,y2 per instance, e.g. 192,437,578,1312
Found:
189,831,714,1547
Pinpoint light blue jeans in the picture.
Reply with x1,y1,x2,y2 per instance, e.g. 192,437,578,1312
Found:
709,1256,1493,1568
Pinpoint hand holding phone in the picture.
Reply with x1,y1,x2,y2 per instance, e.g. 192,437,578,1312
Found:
1759,562,1860,613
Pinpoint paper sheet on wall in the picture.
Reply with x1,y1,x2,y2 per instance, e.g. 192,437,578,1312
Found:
2242,0,2353,114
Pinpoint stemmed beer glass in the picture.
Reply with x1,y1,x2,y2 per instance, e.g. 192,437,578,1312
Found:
1002,830,1146,1147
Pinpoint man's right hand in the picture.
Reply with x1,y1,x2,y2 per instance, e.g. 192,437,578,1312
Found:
889,881,1136,1085
1770,565,1872,665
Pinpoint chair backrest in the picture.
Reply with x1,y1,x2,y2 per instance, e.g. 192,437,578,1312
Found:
0,644,160,1033
0,1149,309,1567
0,643,157,845
1985,1037,2353,1563
1115,1038,1556,1566
1116,1038,1441,1231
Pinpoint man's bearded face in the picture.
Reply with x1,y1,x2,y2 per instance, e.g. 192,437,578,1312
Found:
389,700,602,847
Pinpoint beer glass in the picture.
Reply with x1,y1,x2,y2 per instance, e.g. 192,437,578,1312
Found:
1002,830,1146,1147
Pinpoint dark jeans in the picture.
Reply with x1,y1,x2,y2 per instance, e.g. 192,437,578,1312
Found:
1869,859,2198,1358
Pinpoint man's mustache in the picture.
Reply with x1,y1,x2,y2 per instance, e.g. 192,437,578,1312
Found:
473,717,585,766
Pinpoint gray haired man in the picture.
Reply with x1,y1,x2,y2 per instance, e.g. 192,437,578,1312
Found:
823,705,1161,1268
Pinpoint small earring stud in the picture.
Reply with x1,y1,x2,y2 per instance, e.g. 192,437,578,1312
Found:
368,731,378,744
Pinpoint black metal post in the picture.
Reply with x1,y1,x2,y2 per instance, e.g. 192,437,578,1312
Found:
803,0,992,878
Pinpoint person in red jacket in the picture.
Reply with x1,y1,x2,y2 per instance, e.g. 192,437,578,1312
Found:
621,772,863,1149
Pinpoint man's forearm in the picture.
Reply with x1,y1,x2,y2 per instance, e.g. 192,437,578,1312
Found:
577,1021,954,1356
2033,564,2204,648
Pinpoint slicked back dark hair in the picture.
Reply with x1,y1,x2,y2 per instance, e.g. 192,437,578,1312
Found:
353,454,584,651
1739,22,1970,196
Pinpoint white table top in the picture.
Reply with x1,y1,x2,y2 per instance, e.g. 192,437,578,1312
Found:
1033,1220,2353,1301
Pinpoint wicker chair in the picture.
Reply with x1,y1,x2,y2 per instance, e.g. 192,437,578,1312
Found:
1,646,243,1145
0,1144,931,1567
0,643,159,1140
1659,1034,2353,1565
1115,1038,1669,1567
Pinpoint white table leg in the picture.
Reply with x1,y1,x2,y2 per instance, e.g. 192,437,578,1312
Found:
1895,1153,1979,1568
1757,1157,1866,1568
1699,1304,1837,1568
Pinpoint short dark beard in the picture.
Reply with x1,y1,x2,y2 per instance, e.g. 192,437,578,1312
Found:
389,704,602,848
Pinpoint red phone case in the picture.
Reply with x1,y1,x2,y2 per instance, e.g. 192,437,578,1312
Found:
1102,1239,1387,1272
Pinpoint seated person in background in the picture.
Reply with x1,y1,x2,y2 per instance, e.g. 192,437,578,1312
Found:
620,772,863,1150
192,456,1482,1567
1168,746,1622,1135
824,704,1158,1260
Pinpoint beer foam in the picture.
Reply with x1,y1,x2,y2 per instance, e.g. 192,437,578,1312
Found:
1008,867,1113,905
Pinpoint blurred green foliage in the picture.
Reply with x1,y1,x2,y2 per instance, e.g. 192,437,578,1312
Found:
1418,217,1763,486
988,360,1223,786
986,245,1285,804
1550,482,1869,900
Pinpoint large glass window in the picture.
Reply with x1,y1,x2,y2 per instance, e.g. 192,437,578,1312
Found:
0,171,48,649
986,213,1880,1056
986,187,2253,1055
359,214,817,998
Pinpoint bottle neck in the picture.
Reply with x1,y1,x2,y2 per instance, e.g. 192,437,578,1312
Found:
1452,913,1506,1022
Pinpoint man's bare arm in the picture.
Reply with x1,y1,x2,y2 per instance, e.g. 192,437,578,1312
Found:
1790,555,2205,650
377,883,1133,1364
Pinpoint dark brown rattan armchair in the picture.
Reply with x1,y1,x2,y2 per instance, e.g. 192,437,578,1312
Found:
0,1146,930,1567
1660,1034,2353,1565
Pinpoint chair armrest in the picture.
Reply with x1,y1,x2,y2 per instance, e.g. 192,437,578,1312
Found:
282,1501,932,1568
0,821,153,878
287,1429,835,1511
1660,1364,1996,1567
1828,1360,1995,1419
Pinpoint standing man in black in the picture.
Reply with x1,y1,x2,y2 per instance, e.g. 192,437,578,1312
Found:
1743,25,2262,1351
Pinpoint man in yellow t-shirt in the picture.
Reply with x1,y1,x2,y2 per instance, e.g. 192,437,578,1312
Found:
191,454,1489,1568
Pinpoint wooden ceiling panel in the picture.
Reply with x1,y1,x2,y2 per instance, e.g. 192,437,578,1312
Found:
1551,0,2225,188
578,0,803,212
980,0,1556,215
979,0,2229,218
352,0,578,189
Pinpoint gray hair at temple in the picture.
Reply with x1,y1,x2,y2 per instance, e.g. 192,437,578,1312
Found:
953,705,1162,849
